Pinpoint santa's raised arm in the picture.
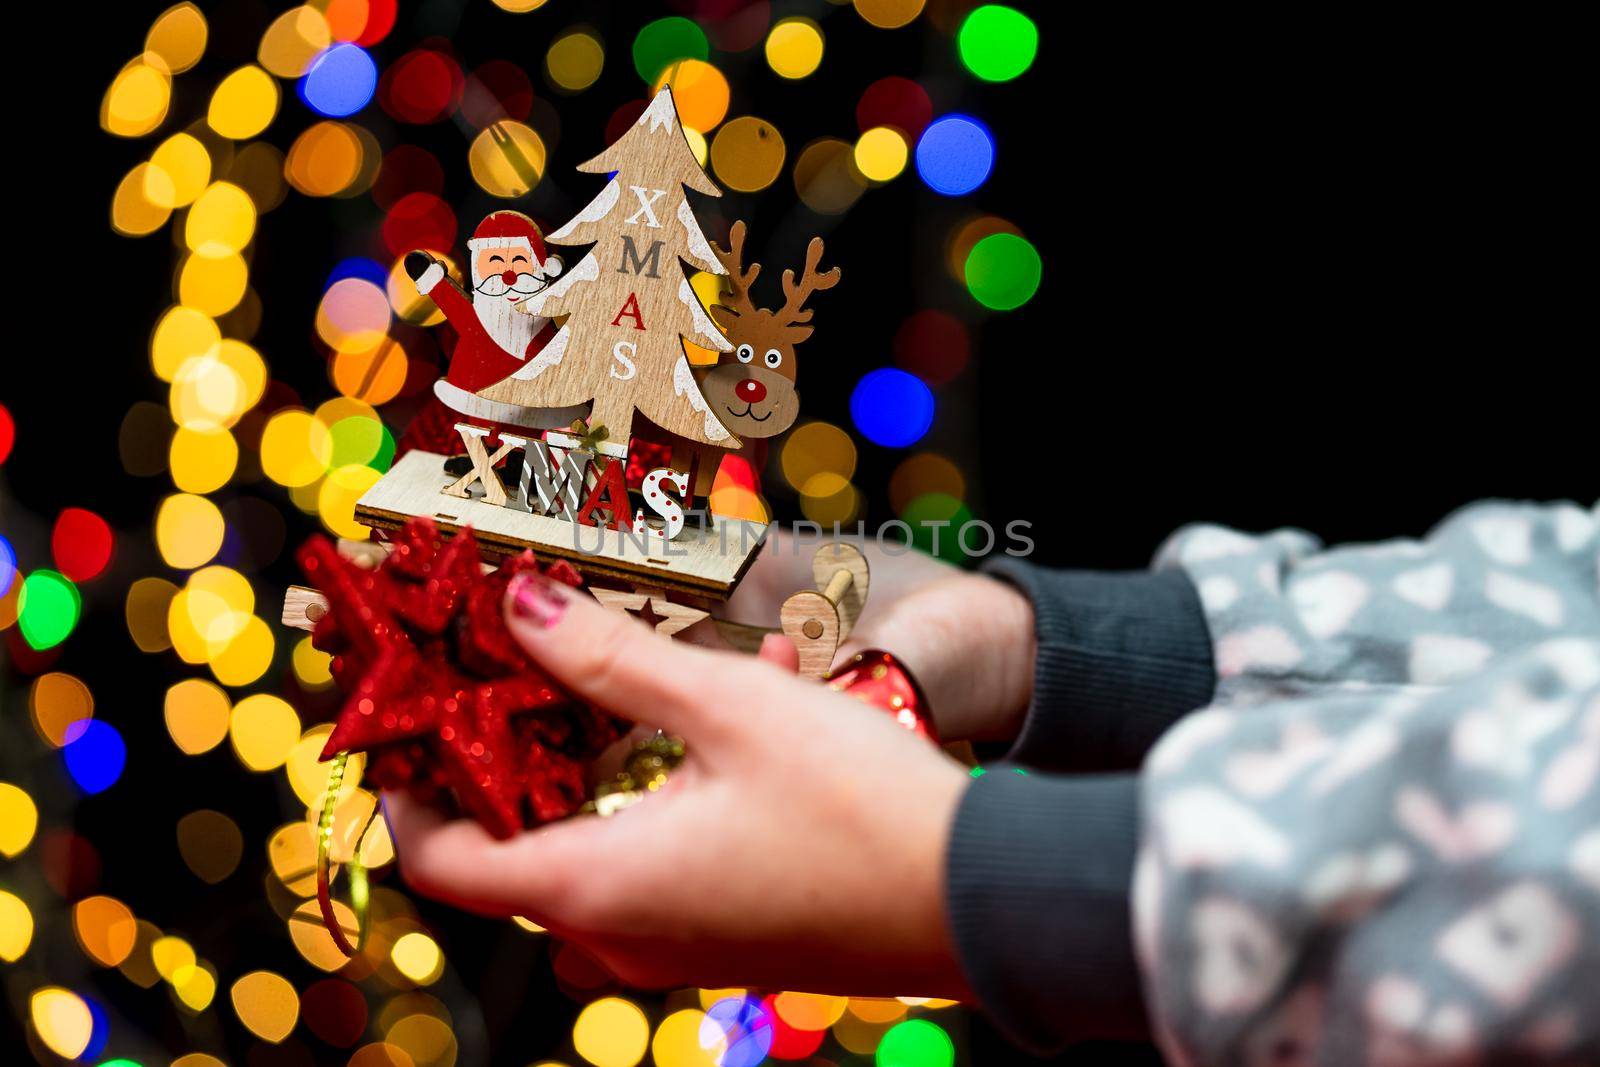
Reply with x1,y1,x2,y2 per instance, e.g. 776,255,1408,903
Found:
403,210,583,435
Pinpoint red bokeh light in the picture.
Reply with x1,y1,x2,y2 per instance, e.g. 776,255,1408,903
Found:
52,508,115,583
857,76,934,139
383,192,458,258
460,60,534,128
893,309,971,386
760,994,828,1060
372,145,445,210
0,402,12,464
300,978,369,1047
605,100,649,146
380,48,464,124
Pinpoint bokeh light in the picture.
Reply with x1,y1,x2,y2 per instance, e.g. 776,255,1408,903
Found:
0,890,32,962
18,569,81,650
958,5,1039,82
893,309,970,385
0,783,38,857
176,809,245,883
230,693,301,771
469,121,548,198
302,42,379,117
876,1018,954,1066
52,508,114,582
855,126,909,182
165,677,232,754
73,895,138,966
702,996,773,1067
30,987,94,1059
653,59,730,133
63,720,127,795
573,996,649,1067
633,17,708,82
209,65,279,139
915,115,994,196
156,493,226,568
857,76,932,139
102,58,172,138
547,29,606,92
231,970,300,1043
766,18,825,79
854,0,926,29
30,672,94,747
851,369,935,448
965,232,1041,310
710,117,786,192
794,137,867,214
391,931,445,984
260,6,333,77
147,3,208,74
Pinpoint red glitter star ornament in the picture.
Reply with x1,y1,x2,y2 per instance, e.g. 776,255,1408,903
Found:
298,519,628,839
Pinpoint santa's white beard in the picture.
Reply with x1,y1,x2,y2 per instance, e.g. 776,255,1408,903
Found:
473,290,539,356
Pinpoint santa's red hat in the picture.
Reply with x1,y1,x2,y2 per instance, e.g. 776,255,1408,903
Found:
466,210,562,285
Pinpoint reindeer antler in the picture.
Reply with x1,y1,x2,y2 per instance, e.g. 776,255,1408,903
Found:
778,237,841,325
712,220,761,320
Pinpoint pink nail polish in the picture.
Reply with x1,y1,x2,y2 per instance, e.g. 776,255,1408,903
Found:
508,573,569,629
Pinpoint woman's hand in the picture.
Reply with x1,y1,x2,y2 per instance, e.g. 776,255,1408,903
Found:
722,535,1036,742
383,571,974,999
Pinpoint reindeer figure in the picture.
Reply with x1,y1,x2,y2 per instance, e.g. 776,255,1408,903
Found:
699,221,841,441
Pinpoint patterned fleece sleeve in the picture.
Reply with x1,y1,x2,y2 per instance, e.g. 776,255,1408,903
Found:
1134,638,1600,1067
1154,500,1600,706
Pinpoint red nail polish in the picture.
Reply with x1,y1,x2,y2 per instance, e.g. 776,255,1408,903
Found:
508,573,568,629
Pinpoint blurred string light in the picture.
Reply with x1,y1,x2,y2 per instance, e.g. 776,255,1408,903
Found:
30,988,94,1059
855,126,909,182
62,720,128,795
957,5,1039,82
633,16,708,82
0,890,32,961
52,508,114,582
30,672,94,747
653,59,730,133
878,1017,956,1066
853,0,927,30
574,996,650,1067
702,996,773,1067
208,65,279,139
915,114,994,195
18,569,81,650
0,782,38,857
710,116,785,192
547,28,606,92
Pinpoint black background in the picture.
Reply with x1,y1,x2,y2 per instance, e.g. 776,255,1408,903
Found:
3,2,1592,1065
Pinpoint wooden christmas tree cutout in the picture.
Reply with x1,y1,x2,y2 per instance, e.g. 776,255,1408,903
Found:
476,87,738,449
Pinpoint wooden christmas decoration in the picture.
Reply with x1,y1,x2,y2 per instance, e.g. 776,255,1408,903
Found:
474,86,737,449
780,542,870,679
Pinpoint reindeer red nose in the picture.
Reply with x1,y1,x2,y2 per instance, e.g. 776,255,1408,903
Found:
735,379,767,404
500,270,519,285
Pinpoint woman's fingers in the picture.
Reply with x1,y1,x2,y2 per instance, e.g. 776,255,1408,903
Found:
383,790,596,920
758,632,800,672
504,573,746,743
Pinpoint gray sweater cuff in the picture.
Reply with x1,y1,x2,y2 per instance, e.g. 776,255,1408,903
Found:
982,560,1215,772
946,769,1144,1053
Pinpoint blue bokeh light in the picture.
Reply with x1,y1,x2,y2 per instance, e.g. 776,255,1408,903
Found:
62,720,126,795
81,996,110,1061
326,256,389,290
701,996,773,1067
0,534,15,595
300,43,378,118
851,368,936,448
915,114,995,196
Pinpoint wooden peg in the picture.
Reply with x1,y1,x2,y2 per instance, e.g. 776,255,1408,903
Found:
810,542,869,640
781,590,841,680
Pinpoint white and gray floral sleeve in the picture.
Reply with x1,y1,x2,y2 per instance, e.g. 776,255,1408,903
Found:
1136,501,1600,1066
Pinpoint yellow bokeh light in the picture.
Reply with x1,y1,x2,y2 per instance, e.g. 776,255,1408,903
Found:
572,997,649,1067
261,409,334,487
172,961,218,1011
177,809,244,884
29,672,94,748
0,890,33,962
889,452,965,513
292,635,334,689
469,121,548,199
165,678,232,754
170,351,249,431
773,990,849,1030
147,3,208,73
493,0,550,9
169,427,238,493
653,60,730,133
178,250,249,315
186,181,257,255
386,1011,457,1067
391,932,445,984
0,782,39,857
800,481,862,527
231,693,301,771
765,18,825,79
854,126,908,182
112,164,173,236
30,988,93,1060
156,493,226,569
781,421,858,495
209,65,279,139
697,988,746,1011
710,117,787,193
512,916,546,934
269,822,319,896
319,463,384,539
127,576,180,652
652,1009,718,1067
547,30,605,92
286,724,363,807
73,895,138,967
706,484,769,523
210,614,274,687
853,0,927,30
682,126,708,167
151,304,220,381
152,934,197,980
259,5,332,78
173,1056,228,1067
794,137,867,214
149,133,212,208
102,57,172,137
290,897,358,970
285,121,367,197
118,921,164,988
231,970,300,1043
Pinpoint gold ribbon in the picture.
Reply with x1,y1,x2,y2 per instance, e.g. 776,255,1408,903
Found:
315,750,377,959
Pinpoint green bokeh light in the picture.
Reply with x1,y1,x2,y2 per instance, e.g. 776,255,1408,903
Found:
632,17,709,82
877,1018,955,1067
958,5,1039,83
18,569,81,651
901,492,975,563
965,233,1042,311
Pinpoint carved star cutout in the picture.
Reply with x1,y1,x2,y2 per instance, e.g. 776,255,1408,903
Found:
590,587,709,637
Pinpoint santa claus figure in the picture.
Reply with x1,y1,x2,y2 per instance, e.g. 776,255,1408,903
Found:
403,210,583,434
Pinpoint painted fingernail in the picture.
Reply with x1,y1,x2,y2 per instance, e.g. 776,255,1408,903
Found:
508,573,569,629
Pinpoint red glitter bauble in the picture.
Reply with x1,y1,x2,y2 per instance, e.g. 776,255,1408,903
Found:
824,649,939,743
